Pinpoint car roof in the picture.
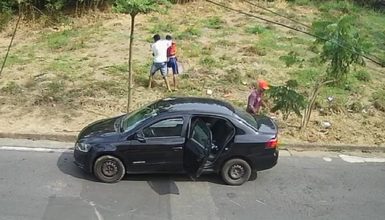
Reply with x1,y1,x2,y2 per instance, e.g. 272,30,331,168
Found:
153,97,235,116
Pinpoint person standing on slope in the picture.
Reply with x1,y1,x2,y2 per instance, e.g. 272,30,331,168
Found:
148,34,172,92
165,35,179,90
246,79,269,115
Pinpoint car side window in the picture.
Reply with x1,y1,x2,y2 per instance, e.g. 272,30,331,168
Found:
191,120,210,149
143,118,184,138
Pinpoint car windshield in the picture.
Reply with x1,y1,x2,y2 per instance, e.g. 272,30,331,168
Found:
120,103,159,132
234,108,259,131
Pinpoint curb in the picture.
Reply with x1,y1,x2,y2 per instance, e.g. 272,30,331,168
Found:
280,143,385,153
0,132,384,153
0,133,77,142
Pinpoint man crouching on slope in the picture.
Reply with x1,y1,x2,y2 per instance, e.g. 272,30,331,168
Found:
148,34,172,92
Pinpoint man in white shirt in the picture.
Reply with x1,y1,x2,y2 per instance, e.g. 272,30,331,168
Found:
148,34,171,92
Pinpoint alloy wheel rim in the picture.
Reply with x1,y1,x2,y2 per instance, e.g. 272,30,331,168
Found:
229,164,245,180
101,160,118,177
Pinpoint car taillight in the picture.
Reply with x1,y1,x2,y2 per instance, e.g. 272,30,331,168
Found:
265,138,278,149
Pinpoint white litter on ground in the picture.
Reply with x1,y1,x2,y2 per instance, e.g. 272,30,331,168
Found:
339,154,385,163
323,157,332,162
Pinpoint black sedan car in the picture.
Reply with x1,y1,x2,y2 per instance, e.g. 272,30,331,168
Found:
74,97,278,185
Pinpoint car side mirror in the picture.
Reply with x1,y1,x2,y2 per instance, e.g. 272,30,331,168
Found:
135,132,146,143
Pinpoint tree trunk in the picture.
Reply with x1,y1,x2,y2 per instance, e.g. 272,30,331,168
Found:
127,14,136,113
0,10,21,77
300,79,337,129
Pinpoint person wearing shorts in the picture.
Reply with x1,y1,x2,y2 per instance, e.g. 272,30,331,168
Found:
148,34,171,91
166,35,179,90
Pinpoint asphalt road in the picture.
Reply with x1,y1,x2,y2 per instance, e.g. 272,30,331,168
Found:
0,148,385,220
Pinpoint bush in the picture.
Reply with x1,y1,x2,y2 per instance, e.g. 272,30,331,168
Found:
267,80,307,120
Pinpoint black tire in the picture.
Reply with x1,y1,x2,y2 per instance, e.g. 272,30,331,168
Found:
93,155,125,183
221,159,251,185
249,170,258,181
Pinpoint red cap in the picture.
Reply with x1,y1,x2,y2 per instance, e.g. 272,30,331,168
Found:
258,79,269,90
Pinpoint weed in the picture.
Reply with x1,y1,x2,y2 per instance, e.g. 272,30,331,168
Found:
93,81,126,97
201,45,214,56
240,45,267,57
371,89,385,112
0,81,23,95
45,56,79,75
149,22,176,34
199,56,217,67
354,70,371,82
204,16,225,29
44,29,79,50
0,10,11,31
347,101,363,113
215,39,236,47
105,63,128,77
245,24,267,34
134,62,152,87
279,51,304,67
222,68,243,84
289,68,319,88
219,54,235,63
318,1,359,14
4,54,27,67
258,30,278,49
34,81,67,104
318,85,351,113
176,26,201,40
180,43,202,58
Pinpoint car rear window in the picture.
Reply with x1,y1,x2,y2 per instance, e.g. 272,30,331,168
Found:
234,109,259,130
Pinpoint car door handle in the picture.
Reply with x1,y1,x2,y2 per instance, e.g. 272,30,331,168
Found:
172,146,183,151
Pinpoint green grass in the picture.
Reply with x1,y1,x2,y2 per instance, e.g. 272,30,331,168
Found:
214,39,237,48
204,16,225,29
149,22,176,34
318,0,360,14
289,68,319,88
257,29,279,50
199,56,217,68
176,26,202,40
134,62,152,87
240,45,267,57
105,63,128,77
44,29,79,49
180,42,202,58
45,56,80,76
245,24,267,34
354,70,371,82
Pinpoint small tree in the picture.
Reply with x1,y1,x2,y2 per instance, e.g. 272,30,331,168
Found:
268,80,306,121
114,0,168,112
301,16,367,128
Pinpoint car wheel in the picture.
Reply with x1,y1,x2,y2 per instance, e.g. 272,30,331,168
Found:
221,159,251,186
94,155,125,183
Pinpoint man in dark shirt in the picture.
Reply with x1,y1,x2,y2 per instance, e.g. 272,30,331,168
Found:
246,79,269,115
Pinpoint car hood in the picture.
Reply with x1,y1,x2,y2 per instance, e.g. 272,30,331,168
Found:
77,115,123,141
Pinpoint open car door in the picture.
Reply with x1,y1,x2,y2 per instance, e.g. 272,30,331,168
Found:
183,118,212,178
